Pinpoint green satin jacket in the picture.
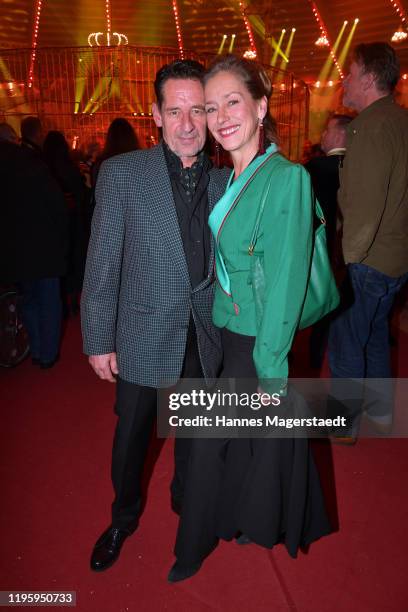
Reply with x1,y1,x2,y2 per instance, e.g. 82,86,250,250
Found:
209,147,314,391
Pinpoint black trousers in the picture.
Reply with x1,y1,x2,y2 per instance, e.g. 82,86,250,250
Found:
174,328,331,565
111,320,203,531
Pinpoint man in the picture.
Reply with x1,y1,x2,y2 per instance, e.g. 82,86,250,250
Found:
0,120,68,368
305,114,352,369
20,116,43,157
81,59,228,572
306,114,352,259
328,43,408,437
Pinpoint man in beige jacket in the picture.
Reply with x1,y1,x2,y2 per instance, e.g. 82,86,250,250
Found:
329,42,408,437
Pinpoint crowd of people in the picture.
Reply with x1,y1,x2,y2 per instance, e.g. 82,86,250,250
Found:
0,116,140,366
1,41,407,584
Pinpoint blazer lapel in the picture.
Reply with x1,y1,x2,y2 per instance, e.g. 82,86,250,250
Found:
210,146,278,247
144,143,190,287
193,168,228,293
208,170,229,213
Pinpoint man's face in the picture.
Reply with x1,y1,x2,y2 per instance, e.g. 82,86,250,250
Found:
343,60,371,111
152,78,207,167
321,118,344,154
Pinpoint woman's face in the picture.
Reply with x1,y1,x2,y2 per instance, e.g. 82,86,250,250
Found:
204,70,266,157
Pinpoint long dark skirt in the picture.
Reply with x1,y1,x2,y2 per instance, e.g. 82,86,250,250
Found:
174,328,331,565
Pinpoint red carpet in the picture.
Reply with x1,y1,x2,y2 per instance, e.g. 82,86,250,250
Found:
1,316,408,611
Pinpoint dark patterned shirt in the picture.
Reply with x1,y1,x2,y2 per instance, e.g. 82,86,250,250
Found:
163,142,211,288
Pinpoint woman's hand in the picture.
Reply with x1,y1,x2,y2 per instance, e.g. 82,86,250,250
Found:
257,387,282,407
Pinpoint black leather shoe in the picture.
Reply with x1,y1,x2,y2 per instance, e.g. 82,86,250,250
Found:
90,526,132,572
168,560,202,583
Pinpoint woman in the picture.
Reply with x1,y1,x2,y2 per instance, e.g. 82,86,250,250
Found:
98,117,140,165
43,130,87,316
89,118,140,231
169,55,331,583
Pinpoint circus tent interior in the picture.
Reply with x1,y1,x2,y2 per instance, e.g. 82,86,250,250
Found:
1,0,408,157
1,5,408,611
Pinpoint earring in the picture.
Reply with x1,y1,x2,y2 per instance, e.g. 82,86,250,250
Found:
258,121,265,155
214,140,221,168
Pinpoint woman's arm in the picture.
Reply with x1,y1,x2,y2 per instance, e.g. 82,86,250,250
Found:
253,163,314,394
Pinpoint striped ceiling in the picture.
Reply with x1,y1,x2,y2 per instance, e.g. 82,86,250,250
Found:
1,0,407,81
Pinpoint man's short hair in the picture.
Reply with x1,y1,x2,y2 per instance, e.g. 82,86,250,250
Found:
0,122,18,143
330,114,353,132
354,42,400,94
154,59,205,108
20,116,42,142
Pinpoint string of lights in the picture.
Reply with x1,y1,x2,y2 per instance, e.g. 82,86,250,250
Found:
172,0,185,59
239,2,257,57
390,0,408,41
106,0,111,44
307,0,344,79
88,0,128,46
390,0,407,27
28,0,43,88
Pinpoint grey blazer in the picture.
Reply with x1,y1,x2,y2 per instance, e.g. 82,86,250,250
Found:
81,143,229,387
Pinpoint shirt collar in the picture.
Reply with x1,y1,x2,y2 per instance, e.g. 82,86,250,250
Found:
163,140,207,174
327,147,346,156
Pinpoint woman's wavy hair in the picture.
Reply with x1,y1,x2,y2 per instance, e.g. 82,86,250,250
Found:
101,118,139,161
203,54,278,146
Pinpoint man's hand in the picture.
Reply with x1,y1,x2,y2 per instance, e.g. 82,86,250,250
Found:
89,353,118,382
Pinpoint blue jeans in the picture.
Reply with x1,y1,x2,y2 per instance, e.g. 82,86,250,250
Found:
328,263,408,425
17,278,62,363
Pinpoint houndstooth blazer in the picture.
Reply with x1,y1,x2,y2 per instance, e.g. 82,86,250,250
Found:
81,142,229,387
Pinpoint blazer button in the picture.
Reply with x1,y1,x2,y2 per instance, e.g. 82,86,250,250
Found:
233,303,240,315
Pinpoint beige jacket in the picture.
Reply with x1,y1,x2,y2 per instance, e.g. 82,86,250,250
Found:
339,95,408,277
